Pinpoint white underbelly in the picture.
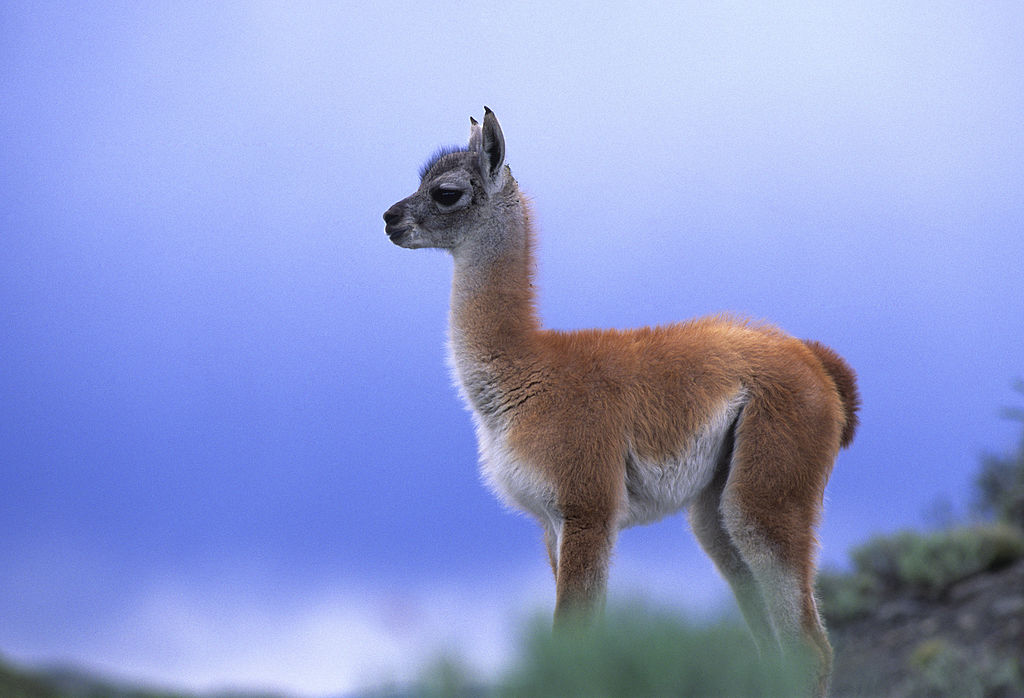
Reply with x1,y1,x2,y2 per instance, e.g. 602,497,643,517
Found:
620,394,746,528
472,392,747,532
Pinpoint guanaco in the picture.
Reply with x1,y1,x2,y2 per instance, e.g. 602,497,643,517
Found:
383,108,859,696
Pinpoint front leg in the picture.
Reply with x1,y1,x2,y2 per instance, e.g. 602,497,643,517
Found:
553,511,616,627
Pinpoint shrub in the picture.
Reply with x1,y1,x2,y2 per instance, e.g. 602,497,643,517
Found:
849,531,917,593
975,381,1024,529
815,568,878,623
498,604,811,697
819,523,1024,621
977,452,1024,529
838,524,1024,601
894,524,1024,597
413,654,482,698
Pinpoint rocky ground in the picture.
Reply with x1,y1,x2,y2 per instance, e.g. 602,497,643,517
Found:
828,557,1024,697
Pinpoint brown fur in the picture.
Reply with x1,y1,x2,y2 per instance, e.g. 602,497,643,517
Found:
383,108,859,696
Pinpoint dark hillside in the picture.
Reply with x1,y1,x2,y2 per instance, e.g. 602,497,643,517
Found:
828,557,1024,697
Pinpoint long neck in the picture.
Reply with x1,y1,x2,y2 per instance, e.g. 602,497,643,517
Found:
448,192,540,412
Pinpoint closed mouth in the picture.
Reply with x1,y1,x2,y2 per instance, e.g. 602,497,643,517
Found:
385,225,411,242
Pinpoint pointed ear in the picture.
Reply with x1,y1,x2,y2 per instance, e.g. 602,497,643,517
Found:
468,116,482,152
479,106,506,192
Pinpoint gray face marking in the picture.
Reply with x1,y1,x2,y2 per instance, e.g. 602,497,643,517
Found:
383,136,509,254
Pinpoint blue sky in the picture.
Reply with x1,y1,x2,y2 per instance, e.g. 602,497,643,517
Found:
2,2,1023,695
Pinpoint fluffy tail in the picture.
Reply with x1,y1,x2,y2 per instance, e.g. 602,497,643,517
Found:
803,340,861,449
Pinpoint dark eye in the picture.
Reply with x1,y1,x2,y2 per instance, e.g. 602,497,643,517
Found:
430,187,463,207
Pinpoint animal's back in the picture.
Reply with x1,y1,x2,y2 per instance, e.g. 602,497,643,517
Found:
484,315,845,484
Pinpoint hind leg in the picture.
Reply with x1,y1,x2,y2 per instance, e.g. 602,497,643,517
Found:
721,399,840,696
721,503,833,697
689,462,777,653
543,523,559,578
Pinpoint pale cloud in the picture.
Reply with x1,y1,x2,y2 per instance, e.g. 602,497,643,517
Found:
6,553,730,697
49,578,531,697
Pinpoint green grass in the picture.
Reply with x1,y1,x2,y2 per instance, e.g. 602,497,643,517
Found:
409,603,813,698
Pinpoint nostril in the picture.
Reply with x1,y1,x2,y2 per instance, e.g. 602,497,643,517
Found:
383,208,402,225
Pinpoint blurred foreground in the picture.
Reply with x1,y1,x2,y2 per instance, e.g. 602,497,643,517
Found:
0,606,810,698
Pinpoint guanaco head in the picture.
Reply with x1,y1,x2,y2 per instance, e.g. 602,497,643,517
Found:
383,107,510,252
